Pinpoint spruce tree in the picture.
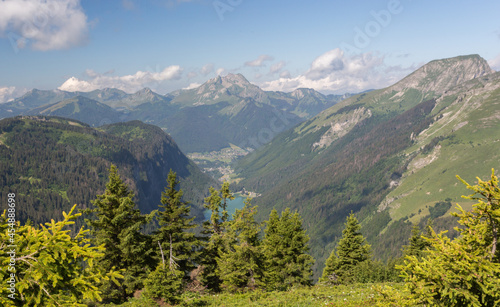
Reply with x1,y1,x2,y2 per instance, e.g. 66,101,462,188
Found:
320,212,371,284
217,198,264,292
403,223,432,258
262,208,314,291
199,181,234,291
154,170,200,279
396,170,500,306
0,205,122,306
85,164,156,303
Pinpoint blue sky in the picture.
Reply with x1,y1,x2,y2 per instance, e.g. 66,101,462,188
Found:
0,0,499,102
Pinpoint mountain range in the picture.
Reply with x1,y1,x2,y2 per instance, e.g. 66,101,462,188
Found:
233,54,500,277
2,54,499,281
0,74,349,153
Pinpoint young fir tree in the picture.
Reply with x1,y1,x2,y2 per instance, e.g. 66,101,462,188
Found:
153,170,200,279
84,164,156,303
320,212,371,284
394,170,500,306
199,182,234,291
262,208,314,291
0,205,122,306
403,223,432,258
217,198,264,292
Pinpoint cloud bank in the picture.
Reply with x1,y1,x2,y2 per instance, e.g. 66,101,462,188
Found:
0,0,90,51
0,86,29,103
261,48,415,94
58,66,183,93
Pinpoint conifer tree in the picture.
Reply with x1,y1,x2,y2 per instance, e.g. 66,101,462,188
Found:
84,164,156,303
199,181,234,291
0,205,122,306
262,208,314,291
154,170,200,279
320,212,371,284
403,223,432,258
396,170,500,306
217,198,264,292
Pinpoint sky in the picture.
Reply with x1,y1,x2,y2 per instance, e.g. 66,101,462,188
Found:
1,0,500,103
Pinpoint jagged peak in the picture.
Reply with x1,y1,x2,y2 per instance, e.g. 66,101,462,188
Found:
135,87,154,94
222,73,250,84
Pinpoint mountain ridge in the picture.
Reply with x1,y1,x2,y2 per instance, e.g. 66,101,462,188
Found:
233,54,500,278
1,73,346,152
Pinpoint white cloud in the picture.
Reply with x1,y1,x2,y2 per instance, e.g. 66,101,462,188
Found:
183,82,201,90
261,48,413,94
269,61,286,75
488,53,500,71
245,55,274,67
0,86,29,103
58,66,183,93
216,67,226,76
306,48,345,80
279,70,291,78
200,63,214,76
0,0,90,51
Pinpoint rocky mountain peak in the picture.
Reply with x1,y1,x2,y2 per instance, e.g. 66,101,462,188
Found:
391,54,494,94
291,88,322,99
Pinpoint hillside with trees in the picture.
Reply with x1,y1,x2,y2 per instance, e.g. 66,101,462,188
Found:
0,116,214,227
233,55,500,277
1,165,499,306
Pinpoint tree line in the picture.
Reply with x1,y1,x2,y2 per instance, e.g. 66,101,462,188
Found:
1,165,499,306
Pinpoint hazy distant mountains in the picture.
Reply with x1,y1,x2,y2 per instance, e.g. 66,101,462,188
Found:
0,74,349,152
233,54,500,276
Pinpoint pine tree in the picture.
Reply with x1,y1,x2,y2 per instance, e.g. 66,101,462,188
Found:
262,208,314,291
154,170,200,279
217,198,264,292
84,164,156,303
199,181,234,291
320,212,371,284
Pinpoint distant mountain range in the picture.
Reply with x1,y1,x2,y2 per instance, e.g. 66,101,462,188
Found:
233,54,500,277
0,74,350,153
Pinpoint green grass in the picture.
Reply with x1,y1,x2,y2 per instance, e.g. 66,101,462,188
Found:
104,283,407,307
380,79,500,225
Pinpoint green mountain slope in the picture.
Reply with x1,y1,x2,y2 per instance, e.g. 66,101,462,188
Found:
0,116,215,227
28,96,124,126
234,54,499,278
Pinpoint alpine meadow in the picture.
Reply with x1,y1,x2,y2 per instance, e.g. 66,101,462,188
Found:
1,1,500,306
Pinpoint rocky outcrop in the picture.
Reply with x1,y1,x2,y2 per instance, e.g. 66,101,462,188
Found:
390,54,494,95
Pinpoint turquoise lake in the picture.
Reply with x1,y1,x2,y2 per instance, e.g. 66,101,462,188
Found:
203,196,246,220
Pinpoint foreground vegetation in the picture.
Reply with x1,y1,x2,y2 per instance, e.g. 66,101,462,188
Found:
110,283,405,306
1,166,499,306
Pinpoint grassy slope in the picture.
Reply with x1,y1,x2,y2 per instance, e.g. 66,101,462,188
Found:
382,74,500,226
